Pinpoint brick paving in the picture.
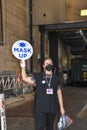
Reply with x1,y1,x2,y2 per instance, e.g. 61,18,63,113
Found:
5,87,87,130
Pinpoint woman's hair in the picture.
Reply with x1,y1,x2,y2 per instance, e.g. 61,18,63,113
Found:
43,57,53,64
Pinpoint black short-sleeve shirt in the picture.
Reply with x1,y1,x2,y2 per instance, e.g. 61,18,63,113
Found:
33,73,61,114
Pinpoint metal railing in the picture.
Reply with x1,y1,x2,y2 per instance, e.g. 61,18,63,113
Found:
0,75,33,99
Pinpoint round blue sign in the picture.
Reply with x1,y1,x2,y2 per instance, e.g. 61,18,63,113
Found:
12,40,33,60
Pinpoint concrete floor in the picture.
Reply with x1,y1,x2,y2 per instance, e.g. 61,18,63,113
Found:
5,87,87,130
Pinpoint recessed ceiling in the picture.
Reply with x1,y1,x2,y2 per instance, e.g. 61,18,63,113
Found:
40,21,87,56
59,29,87,55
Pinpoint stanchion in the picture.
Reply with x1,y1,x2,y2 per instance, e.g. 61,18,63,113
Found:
0,79,7,130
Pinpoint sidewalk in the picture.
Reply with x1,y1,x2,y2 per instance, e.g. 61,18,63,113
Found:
5,92,34,109
62,87,87,130
5,87,87,130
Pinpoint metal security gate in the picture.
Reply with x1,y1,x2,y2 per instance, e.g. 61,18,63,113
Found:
0,75,33,98
1,75,24,98
0,72,33,130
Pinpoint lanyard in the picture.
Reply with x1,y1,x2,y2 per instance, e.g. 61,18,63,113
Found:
46,76,52,87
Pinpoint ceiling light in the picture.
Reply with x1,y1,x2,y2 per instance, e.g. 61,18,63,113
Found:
80,9,87,16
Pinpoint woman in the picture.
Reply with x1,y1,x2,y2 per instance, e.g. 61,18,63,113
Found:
20,57,65,130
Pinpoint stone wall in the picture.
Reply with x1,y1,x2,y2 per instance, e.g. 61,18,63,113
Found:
0,0,28,72
32,0,87,25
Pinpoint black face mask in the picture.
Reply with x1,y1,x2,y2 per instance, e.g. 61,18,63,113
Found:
45,64,53,71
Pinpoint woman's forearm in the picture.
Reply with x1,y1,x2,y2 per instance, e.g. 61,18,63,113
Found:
57,89,65,115
21,67,27,81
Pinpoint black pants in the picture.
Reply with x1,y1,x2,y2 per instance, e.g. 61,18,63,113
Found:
35,112,57,130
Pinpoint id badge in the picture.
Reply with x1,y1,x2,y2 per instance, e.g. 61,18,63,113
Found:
46,88,53,95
